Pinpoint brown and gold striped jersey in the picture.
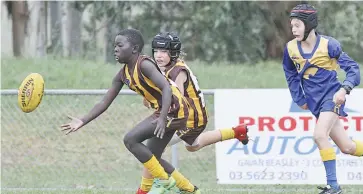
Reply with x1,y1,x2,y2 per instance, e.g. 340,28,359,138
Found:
165,60,208,128
120,55,188,119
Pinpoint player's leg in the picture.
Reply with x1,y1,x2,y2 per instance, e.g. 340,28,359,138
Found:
170,124,249,152
314,111,341,192
123,115,175,189
330,118,363,156
147,136,199,194
168,133,184,146
137,134,176,194
141,116,199,194
190,124,249,152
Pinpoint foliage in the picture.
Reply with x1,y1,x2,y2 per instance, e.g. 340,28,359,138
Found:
6,1,363,63
79,1,363,63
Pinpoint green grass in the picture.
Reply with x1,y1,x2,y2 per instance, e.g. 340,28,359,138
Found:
0,58,307,89
1,57,363,194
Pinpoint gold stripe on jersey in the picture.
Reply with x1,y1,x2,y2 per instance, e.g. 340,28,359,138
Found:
124,55,187,119
166,60,208,128
125,64,161,109
135,66,187,119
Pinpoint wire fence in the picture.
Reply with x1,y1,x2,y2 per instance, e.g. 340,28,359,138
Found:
2,89,363,194
1,89,220,191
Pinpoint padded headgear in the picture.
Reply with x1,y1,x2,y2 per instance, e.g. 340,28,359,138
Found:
152,32,181,61
290,4,318,41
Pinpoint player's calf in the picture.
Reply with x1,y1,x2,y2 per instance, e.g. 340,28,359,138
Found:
335,139,363,156
338,141,357,155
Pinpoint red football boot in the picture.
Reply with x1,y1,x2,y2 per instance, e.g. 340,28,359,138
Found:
232,124,249,145
136,188,148,194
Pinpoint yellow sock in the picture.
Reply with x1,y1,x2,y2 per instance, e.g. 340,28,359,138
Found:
143,155,168,180
220,128,235,141
140,176,154,192
171,170,194,192
353,140,363,156
320,148,336,161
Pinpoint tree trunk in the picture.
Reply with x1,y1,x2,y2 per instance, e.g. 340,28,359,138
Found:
70,3,82,56
34,1,47,56
60,1,71,57
11,1,28,57
260,2,297,59
60,2,82,57
48,1,61,53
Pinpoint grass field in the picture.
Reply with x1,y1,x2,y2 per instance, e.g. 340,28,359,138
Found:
1,57,363,194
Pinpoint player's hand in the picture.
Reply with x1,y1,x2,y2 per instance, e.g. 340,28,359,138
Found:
333,88,346,105
61,115,84,135
152,117,166,139
143,98,150,109
300,103,308,110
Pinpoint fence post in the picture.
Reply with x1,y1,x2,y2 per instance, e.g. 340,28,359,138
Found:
171,144,178,168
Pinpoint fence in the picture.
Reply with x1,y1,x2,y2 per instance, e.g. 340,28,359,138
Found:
1,89,221,191
2,89,363,194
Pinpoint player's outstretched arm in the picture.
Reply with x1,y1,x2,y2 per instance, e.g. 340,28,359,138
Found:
140,60,172,139
61,72,124,135
282,46,307,109
80,73,124,124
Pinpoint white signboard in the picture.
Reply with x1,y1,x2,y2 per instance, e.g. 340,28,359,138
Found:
215,89,363,185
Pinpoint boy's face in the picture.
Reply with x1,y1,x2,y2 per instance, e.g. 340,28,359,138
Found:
290,18,305,41
153,49,171,67
114,35,134,63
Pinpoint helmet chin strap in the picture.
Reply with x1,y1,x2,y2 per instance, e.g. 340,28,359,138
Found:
164,59,178,70
302,31,310,41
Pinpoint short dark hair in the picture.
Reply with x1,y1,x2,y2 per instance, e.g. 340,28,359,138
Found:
117,28,144,52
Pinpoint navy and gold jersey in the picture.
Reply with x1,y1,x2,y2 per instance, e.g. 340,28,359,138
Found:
120,55,188,119
283,34,361,118
165,60,208,129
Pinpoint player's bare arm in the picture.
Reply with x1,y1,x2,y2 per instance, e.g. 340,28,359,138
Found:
80,72,124,124
61,72,124,135
174,70,188,96
140,60,172,139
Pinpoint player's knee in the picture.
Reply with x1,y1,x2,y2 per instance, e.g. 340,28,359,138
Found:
123,133,135,150
339,142,356,155
185,145,199,152
313,132,328,144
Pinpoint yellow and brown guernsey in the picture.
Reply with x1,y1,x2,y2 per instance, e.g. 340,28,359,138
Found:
120,55,188,119
165,60,208,128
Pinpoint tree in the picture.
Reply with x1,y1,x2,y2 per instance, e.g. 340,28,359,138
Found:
32,1,47,56
60,1,87,57
6,1,29,57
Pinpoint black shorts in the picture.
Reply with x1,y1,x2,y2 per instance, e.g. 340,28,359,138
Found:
176,125,207,145
151,111,188,133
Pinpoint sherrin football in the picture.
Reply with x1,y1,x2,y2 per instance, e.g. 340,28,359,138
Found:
18,73,45,113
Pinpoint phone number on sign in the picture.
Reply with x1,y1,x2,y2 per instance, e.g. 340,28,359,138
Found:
229,171,308,181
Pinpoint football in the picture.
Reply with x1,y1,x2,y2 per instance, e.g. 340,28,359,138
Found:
17,73,45,113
